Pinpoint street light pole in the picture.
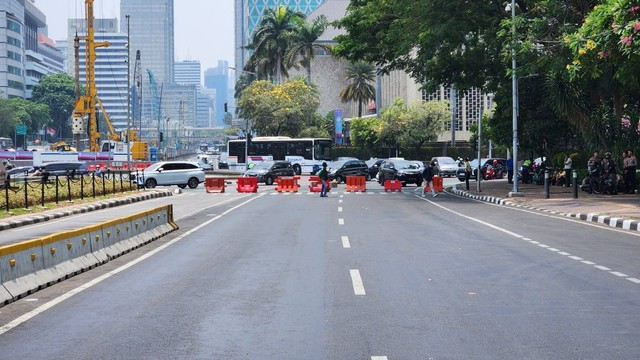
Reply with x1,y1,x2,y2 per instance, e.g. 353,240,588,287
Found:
126,14,131,170
511,0,520,194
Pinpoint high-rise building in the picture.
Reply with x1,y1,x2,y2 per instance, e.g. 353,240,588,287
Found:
0,1,26,99
204,60,228,127
68,18,129,131
234,0,326,76
121,0,174,125
174,60,201,91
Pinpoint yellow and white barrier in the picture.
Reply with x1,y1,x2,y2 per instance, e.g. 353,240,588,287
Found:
0,205,178,306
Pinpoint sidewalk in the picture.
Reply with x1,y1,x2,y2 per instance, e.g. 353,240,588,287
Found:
448,179,640,230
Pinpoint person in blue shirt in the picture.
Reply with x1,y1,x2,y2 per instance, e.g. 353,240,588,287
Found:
506,157,514,184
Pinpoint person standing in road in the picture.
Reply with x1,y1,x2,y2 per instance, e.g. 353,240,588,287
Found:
464,157,472,190
422,161,438,198
625,149,637,193
318,162,328,197
506,157,514,184
563,154,572,187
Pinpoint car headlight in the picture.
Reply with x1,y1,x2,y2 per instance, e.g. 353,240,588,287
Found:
396,171,404,176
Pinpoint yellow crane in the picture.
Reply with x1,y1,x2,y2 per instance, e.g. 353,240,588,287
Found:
71,0,148,160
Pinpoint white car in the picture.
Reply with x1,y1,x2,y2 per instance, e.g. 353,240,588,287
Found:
133,161,205,189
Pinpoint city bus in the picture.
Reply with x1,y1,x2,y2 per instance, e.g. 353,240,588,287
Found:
226,136,332,174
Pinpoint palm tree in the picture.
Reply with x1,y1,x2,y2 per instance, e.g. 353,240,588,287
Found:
340,61,376,117
249,5,304,83
284,15,332,85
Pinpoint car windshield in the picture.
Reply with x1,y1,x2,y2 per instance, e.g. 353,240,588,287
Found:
329,161,346,169
253,161,275,170
366,159,381,167
146,163,163,171
437,157,457,165
395,161,419,170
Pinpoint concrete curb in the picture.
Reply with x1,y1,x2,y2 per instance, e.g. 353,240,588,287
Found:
448,186,640,231
0,190,173,232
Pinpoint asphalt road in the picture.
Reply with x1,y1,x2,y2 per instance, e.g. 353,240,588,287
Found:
1,181,639,359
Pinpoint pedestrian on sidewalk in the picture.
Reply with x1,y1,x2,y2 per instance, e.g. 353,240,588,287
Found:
563,154,572,187
422,161,438,198
464,157,472,190
624,149,637,193
522,158,532,184
506,157,514,184
318,162,328,197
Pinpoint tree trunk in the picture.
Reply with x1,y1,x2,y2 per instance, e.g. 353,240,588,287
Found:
358,99,363,117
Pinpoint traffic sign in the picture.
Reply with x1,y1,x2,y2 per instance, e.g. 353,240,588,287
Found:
16,124,27,135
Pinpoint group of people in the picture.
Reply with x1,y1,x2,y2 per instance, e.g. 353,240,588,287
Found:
586,150,637,194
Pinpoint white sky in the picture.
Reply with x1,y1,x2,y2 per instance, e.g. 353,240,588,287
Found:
35,0,235,73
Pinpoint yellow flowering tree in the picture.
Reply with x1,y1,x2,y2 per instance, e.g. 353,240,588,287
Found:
237,79,320,136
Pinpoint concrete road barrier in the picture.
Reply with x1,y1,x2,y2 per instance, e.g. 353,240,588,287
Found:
0,205,178,307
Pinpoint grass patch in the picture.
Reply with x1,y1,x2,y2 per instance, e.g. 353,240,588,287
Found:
0,175,140,219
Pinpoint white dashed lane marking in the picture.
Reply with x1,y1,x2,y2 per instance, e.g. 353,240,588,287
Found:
341,236,351,249
350,269,366,295
338,218,344,225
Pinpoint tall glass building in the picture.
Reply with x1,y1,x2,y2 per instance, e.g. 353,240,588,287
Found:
121,0,174,125
234,0,326,78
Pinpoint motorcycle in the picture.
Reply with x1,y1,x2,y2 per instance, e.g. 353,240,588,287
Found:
484,165,503,180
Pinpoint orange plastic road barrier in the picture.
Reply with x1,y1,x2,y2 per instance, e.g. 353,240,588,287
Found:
425,176,444,192
237,177,258,193
276,176,299,192
205,178,226,193
346,176,367,192
308,176,330,193
384,179,402,192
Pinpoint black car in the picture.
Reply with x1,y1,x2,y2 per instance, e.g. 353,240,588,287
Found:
365,158,386,181
42,162,89,177
327,159,369,183
377,159,423,187
457,158,507,181
243,160,295,185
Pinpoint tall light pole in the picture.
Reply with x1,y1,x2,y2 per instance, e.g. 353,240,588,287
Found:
511,0,520,194
126,14,131,169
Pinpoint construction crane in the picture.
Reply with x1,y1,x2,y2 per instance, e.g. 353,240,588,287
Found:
148,69,163,146
71,0,148,159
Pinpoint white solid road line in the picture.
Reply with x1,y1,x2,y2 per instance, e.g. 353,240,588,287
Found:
0,195,264,336
341,236,351,248
350,269,366,295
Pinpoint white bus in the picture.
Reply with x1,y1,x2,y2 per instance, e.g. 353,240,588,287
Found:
226,136,332,174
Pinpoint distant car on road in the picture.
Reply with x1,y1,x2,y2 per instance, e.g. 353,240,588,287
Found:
377,159,423,187
366,158,387,181
431,156,459,177
243,160,295,185
327,159,369,183
133,161,205,189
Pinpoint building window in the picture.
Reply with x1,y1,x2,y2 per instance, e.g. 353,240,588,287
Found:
8,80,23,90
7,51,22,62
7,20,21,34
7,36,21,48
8,65,22,76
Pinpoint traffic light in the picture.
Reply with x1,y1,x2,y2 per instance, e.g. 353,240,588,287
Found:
224,102,228,112
159,131,164,142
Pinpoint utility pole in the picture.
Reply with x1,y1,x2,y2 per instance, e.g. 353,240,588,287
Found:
126,14,131,170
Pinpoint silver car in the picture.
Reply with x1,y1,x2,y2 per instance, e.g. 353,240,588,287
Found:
431,156,460,177
133,161,205,189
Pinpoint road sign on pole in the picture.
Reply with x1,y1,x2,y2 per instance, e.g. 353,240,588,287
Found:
16,124,27,135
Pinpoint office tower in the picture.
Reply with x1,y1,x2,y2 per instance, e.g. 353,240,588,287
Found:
121,0,174,125
68,18,129,131
37,34,64,75
204,60,228,127
234,0,326,76
175,59,201,92
0,1,27,99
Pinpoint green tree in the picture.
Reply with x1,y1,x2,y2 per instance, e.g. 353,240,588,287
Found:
0,98,49,143
31,73,77,140
400,100,449,154
248,5,305,83
284,15,332,85
339,61,376,117
0,99,19,138
238,79,319,136
378,98,407,155
349,115,381,152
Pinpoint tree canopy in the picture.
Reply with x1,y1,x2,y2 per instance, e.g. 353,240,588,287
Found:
237,79,320,136
31,73,78,140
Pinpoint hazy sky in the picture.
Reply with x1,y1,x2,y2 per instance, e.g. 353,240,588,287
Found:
35,0,235,72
